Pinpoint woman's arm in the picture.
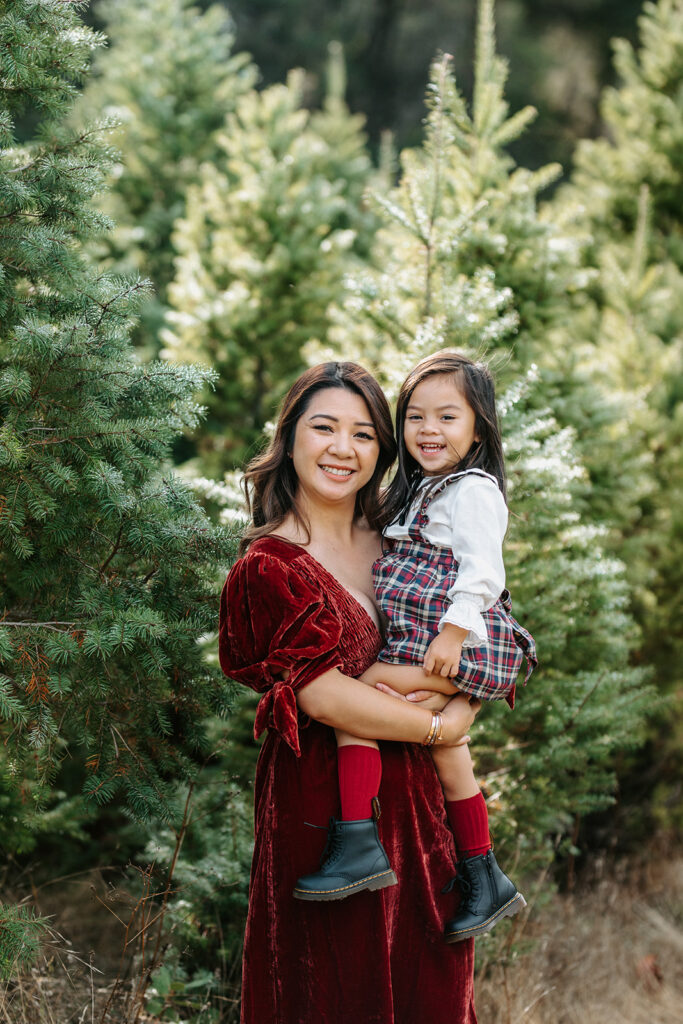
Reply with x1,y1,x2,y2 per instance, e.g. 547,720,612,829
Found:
360,662,456,696
296,667,479,746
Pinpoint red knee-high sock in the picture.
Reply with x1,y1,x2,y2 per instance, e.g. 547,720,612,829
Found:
338,745,382,821
446,793,491,859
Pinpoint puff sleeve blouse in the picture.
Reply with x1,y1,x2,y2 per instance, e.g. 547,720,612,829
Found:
219,542,346,755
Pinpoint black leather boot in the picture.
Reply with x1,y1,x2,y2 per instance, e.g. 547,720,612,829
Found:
444,849,526,942
293,815,398,901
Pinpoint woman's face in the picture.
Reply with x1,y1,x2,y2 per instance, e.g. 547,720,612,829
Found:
291,388,380,509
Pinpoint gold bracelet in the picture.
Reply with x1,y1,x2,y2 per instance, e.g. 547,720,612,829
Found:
422,711,440,747
433,712,444,745
422,712,436,746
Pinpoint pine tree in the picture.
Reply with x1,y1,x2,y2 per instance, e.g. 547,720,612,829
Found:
569,0,682,269
310,0,651,879
557,0,683,833
0,0,236,846
76,0,257,355
560,0,683,627
161,51,378,473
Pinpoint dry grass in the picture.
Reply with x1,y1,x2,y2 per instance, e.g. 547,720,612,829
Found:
476,856,683,1024
1,855,681,1023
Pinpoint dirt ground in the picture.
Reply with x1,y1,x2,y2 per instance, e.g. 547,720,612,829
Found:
476,855,683,1024
1,854,682,1023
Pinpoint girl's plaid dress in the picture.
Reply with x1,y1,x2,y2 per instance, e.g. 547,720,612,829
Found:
372,471,536,708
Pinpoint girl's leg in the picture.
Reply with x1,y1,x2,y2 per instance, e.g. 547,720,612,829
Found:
334,730,381,821
431,741,526,941
293,731,396,900
430,742,491,858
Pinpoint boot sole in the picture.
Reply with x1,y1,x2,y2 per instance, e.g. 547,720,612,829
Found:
293,869,398,901
445,892,527,942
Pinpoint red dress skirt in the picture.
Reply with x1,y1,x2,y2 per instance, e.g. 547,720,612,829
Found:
219,536,477,1024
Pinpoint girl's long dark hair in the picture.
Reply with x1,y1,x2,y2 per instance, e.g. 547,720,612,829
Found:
382,351,507,527
239,362,396,554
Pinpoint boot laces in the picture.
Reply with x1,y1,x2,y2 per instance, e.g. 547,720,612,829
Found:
320,822,344,867
441,861,481,909
305,818,344,868
459,862,482,909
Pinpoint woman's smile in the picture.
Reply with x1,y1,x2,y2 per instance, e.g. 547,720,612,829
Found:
291,388,379,503
319,464,354,478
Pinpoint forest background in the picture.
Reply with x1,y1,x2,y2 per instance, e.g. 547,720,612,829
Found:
0,0,681,1021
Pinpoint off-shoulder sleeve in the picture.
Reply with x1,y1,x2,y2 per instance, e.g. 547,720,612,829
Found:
218,549,343,755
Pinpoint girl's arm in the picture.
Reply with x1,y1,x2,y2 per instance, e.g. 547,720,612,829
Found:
296,667,479,746
439,474,507,643
425,475,508,675
360,661,456,696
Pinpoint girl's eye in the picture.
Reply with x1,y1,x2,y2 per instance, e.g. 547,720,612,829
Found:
441,415,455,421
407,414,422,421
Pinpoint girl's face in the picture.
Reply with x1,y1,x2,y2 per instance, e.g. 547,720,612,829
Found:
291,388,380,508
403,374,478,476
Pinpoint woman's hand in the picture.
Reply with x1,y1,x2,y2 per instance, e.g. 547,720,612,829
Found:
363,662,456,697
374,682,450,711
440,693,481,747
373,684,479,746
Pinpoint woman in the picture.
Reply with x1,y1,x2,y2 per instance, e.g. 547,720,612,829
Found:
219,362,480,1024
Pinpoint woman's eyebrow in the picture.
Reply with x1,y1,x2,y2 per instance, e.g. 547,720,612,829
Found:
308,413,376,428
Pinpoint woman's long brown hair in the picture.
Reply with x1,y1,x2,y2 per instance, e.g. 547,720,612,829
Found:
239,363,396,554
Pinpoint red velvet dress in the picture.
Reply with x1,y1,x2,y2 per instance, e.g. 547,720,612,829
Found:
219,536,477,1024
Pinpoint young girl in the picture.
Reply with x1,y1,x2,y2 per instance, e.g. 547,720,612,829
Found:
294,351,537,943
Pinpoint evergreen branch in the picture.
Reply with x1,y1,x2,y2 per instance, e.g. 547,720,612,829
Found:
560,675,607,734
25,429,158,449
0,211,46,220
99,523,124,573
0,622,76,631
4,124,115,176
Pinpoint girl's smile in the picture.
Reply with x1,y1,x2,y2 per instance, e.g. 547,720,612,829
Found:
404,375,479,475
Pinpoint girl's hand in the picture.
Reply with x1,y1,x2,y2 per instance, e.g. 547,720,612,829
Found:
423,623,468,677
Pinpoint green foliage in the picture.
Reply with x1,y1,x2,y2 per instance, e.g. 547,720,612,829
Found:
481,382,651,877
121,709,258,1022
162,57,378,472
0,903,49,980
569,0,683,269
555,0,683,833
0,0,238,827
225,0,645,171
76,0,258,356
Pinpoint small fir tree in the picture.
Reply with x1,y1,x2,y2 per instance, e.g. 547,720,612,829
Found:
161,54,378,473
76,0,257,355
557,0,683,833
0,0,236,860
568,0,683,269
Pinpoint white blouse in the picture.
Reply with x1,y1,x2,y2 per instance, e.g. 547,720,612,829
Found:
383,470,508,647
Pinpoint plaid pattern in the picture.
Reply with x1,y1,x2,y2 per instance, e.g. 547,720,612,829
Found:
372,472,537,706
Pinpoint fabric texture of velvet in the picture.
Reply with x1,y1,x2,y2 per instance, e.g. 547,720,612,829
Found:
219,536,477,1024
